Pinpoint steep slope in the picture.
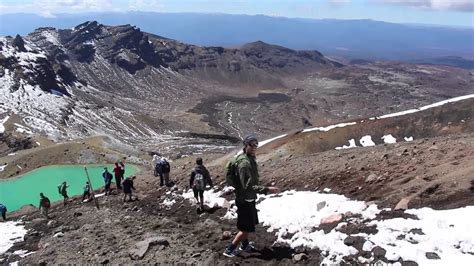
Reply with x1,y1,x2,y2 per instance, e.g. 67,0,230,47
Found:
0,21,337,145
1,21,472,158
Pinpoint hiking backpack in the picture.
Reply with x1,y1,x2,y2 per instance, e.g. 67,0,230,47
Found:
224,154,248,189
193,171,206,191
162,161,170,173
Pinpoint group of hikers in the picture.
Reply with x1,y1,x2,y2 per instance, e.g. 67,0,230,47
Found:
151,154,214,211
150,134,278,258
33,161,137,219
3,133,277,259
152,155,171,186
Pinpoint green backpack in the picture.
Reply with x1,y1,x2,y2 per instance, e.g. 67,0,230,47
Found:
225,154,248,189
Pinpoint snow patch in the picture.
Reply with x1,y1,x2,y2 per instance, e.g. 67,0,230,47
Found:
371,94,474,120
359,135,375,147
41,31,61,46
382,134,397,144
0,164,7,172
182,187,232,209
368,206,474,265
404,136,414,141
0,115,9,133
254,191,474,264
335,138,357,150
302,122,357,133
12,249,35,258
0,221,28,255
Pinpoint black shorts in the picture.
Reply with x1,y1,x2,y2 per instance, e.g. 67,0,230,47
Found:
236,200,259,232
193,188,204,199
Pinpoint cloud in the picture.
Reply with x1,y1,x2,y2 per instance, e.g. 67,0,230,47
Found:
0,0,115,15
328,0,352,6
380,0,474,12
40,10,57,18
129,0,164,11
329,0,351,3
39,0,114,11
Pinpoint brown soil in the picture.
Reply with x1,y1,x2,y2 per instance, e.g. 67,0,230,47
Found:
1,132,473,264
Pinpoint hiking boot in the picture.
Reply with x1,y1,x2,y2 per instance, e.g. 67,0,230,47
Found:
239,241,257,252
222,246,239,258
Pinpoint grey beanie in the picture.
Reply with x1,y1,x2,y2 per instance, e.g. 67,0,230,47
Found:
243,134,258,145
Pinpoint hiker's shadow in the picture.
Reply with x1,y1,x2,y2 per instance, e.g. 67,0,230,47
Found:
197,206,221,214
241,246,293,261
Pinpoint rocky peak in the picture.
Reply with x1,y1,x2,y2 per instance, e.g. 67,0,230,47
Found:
237,40,338,69
72,21,101,35
240,40,294,55
13,34,27,52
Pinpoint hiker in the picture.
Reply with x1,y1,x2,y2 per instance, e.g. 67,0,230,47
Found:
162,158,171,187
58,181,69,206
39,193,51,219
152,154,162,177
113,162,123,190
223,134,279,257
82,181,91,202
0,203,6,221
102,167,113,195
155,157,165,186
120,160,126,177
122,175,136,202
189,157,213,210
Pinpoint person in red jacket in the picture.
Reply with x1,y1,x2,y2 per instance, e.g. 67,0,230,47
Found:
113,162,123,190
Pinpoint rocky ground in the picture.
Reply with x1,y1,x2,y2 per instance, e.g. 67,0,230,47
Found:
1,131,473,265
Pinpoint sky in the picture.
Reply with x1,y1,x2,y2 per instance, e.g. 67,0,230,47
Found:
0,0,473,27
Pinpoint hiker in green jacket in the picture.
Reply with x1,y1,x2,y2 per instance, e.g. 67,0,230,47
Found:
223,134,279,258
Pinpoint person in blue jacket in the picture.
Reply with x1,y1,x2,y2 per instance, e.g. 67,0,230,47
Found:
0,203,7,221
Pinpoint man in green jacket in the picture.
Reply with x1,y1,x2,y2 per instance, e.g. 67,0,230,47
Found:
223,134,279,257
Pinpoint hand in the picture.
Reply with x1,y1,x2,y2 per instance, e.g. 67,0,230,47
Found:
267,186,279,194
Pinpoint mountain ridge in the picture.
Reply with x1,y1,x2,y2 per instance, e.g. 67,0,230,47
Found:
1,12,472,62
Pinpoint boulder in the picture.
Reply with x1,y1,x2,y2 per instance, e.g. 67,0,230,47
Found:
320,213,343,225
394,197,411,210
47,220,58,228
221,231,232,240
365,174,378,182
129,236,169,260
293,253,309,262
53,232,64,238
425,252,440,260
316,201,326,211
372,246,386,258
343,236,356,246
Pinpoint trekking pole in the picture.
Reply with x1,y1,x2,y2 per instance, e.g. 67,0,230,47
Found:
84,166,100,209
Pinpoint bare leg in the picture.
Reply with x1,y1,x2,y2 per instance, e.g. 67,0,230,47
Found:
231,231,249,247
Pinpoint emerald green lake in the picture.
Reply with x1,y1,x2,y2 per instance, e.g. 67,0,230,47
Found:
0,165,138,212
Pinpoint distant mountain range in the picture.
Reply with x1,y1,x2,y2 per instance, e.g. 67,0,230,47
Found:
1,12,473,65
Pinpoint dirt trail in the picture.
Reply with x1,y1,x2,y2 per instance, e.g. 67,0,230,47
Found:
2,133,473,265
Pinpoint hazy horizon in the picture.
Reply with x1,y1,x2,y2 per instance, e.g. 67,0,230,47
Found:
0,0,473,28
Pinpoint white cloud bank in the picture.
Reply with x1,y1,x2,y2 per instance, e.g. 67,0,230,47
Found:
381,0,474,12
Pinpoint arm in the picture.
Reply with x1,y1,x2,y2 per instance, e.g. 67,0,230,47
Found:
238,161,268,194
204,168,213,187
189,171,195,188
